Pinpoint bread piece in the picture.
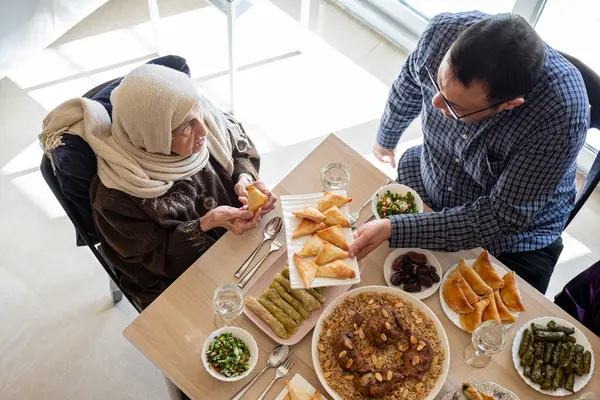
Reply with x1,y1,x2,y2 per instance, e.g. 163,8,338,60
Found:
299,234,323,257
322,205,351,227
247,186,267,212
292,207,325,223
292,219,328,239
449,268,480,305
316,260,356,279
481,292,501,323
462,382,483,400
494,289,516,323
442,277,475,314
314,241,348,265
317,192,352,212
460,299,490,334
316,225,348,250
285,380,312,400
473,250,505,289
458,259,492,295
499,271,526,312
293,254,318,288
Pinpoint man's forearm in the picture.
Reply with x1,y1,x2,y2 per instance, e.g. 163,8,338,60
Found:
388,198,507,252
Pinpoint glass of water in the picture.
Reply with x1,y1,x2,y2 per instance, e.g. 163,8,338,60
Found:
463,320,507,368
321,161,351,191
213,284,245,328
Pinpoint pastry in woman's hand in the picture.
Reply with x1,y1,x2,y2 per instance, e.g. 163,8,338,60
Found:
499,271,526,312
449,268,480,305
292,219,328,239
458,259,492,295
473,250,505,289
316,225,348,250
293,254,319,288
494,289,517,323
317,192,352,212
247,186,268,212
443,277,475,314
314,241,348,265
460,299,490,333
292,207,325,223
299,234,323,257
322,205,351,227
481,292,501,323
316,260,356,279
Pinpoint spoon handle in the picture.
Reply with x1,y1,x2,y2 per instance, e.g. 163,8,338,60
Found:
238,249,273,289
256,377,279,400
229,366,268,400
234,239,267,278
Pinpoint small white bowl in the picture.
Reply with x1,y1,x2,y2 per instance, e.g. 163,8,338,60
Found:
383,248,442,299
371,184,424,219
201,327,258,382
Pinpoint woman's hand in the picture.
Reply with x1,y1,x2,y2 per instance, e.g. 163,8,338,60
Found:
235,178,277,215
200,206,261,235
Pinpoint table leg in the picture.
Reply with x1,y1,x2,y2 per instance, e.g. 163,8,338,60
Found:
299,0,311,52
227,1,238,114
147,0,163,55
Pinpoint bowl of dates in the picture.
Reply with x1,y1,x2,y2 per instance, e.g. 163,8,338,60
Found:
383,248,442,300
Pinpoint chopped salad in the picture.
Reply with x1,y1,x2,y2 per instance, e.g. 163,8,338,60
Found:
376,190,418,217
206,333,251,377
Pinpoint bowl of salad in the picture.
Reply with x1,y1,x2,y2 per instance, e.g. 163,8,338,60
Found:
201,327,258,382
372,183,424,219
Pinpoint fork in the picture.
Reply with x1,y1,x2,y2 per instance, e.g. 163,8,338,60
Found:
238,230,286,289
348,178,395,225
256,353,295,400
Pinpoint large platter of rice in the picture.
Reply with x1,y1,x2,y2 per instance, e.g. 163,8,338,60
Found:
311,286,450,400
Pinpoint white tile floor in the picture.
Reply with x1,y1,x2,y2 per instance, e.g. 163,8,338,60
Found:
0,0,598,399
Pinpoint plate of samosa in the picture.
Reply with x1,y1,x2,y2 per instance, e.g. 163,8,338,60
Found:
439,250,525,333
281,191,361,289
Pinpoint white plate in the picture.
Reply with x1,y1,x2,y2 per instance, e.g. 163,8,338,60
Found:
439,259,519,331
280,191,361,289
311,285,450,400
371,183,424,219
201,327,258,382
441,381,519,400
275,374,328,400
383,248,442,300
511,316,595,396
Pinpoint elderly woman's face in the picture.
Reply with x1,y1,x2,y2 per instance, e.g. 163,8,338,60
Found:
171,106,207,156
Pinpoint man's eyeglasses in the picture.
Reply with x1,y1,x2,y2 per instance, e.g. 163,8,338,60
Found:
424,65,504,120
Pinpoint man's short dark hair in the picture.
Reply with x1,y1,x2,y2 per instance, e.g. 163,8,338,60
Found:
448,13,545,102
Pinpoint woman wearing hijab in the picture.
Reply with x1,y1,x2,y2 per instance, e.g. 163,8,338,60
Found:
40,64,276,308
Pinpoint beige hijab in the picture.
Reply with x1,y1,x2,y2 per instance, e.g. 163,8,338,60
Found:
40,64,247,198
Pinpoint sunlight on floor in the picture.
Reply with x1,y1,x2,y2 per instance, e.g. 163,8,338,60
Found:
556,231,591,264
10,171,65,219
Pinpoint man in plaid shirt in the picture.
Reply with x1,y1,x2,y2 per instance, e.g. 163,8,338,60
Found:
349,12,589,293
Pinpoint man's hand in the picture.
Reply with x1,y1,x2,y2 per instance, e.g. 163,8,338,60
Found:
235,178,277,215
349,218,393,260
200,206,261,234
373,143,397,168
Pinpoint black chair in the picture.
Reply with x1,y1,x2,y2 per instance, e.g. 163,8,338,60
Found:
560,52,600,228
40,79,143,313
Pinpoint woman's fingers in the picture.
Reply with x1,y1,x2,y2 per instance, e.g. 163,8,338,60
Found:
238,196,249,206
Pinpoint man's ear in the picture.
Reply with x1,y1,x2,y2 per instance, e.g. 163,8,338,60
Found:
499,97,525,111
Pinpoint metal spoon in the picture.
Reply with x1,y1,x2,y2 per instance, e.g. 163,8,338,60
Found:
234,217,283,278
229,345,290,400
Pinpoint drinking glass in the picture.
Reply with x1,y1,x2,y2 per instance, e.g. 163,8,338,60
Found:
463,320,507,368
213,284,245,328
321,161,350,191
577,394,600,400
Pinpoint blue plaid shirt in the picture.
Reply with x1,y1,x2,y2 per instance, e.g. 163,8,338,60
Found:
377,12,589,256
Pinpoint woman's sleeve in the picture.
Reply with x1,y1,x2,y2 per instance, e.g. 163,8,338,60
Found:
227,115,260,182
93,193,217,280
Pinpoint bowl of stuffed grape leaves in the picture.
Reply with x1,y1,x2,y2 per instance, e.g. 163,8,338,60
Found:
383,249,442,300
511,317,595,396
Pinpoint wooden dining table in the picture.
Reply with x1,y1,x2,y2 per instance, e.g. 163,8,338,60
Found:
124,134,600,400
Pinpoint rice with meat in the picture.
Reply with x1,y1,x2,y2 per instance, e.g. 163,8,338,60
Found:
317,292,445,400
